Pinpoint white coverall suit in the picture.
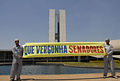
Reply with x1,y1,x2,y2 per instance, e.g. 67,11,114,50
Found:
10,45,23,79
104,44,115,76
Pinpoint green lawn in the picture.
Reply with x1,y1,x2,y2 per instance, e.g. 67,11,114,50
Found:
40,61,120,68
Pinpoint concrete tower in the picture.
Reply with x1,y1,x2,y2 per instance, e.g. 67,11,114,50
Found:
49,9,66,42
59,10,66,42
49,9,56,42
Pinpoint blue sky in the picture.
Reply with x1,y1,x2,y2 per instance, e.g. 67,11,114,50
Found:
0,0,120,49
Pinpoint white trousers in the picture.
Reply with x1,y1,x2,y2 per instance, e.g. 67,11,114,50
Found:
10,61,22,79
104,56,115,76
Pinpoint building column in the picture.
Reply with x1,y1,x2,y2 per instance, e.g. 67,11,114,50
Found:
59,10,66,42
49,9,55,42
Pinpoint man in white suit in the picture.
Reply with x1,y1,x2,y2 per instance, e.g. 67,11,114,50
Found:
104,38,117,79
10,39,23,81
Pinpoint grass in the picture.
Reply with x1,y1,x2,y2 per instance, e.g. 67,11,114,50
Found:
40,61,120,68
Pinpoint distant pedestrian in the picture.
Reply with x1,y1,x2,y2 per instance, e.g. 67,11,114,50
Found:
10,39,23,81
103,38,117,79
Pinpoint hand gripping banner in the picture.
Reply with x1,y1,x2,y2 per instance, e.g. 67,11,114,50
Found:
23,42,105,58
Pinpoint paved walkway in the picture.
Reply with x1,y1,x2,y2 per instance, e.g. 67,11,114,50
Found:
0,73,120,81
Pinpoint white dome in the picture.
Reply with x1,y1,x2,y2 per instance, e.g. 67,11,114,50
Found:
110,40,120,50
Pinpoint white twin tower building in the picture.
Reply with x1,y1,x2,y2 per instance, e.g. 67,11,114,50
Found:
49,9,66,42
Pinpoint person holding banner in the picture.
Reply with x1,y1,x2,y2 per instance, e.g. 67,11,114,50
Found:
103,38,118,79
10,39,23,81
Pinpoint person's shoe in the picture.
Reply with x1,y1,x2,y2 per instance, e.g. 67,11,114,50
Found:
16,78,21,81
10,78,14,81
103,76,107,79
112,76,118,79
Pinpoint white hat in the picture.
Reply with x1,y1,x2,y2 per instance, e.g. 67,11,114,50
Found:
14,38,19,41
105,38,110,41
